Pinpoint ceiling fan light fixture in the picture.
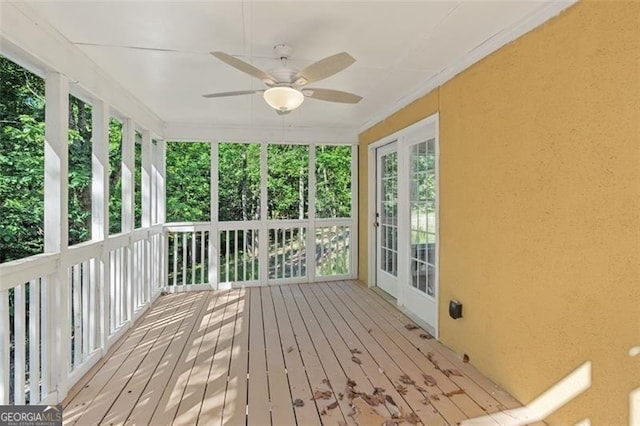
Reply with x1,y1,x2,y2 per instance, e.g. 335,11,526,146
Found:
263,86,304,112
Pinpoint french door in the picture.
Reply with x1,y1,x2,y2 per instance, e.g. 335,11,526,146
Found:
375,142,398,297
403,132,438,331
371,115,439,335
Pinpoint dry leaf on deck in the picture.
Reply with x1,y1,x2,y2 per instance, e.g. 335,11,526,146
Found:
422,374,437,386
399,374,415,385
404,323,419,330
395,384,408,395
419,333,433,339
446,368,463,377
351,356,362,365
322,378,331,386
338,392,344,400
463,354,470,363
327,401,339,410
293,398,305,407
445,389,466,397
350,348,362,354
347,378,357,388
313,389,332,400
287,346,294,353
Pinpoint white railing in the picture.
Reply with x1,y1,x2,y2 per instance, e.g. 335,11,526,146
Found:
0,225,166,405
0,218,354,405
164,219,354,289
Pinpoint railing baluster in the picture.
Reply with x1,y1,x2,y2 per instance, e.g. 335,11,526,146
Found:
29,279,40,403
182,233,187,287
71,265,82,370
191,232,196,285
82,261,90,360
201,231,206,284
14,284,25,404
233,230,238,283
0,289,9,404
225,230,230,283
172,234,178,288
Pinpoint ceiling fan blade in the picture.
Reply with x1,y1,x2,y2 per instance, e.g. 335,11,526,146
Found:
302,88,362,104
210,52,275,85
294,52,355,85
202,90,264,98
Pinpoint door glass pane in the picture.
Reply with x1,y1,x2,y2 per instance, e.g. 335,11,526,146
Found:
380,151,397,277
409,140,437,297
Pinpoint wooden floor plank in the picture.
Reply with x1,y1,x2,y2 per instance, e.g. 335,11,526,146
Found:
260,287,296,426
346,281,522,412
336,282,490,420
65,293,195,425
129,292,211,426
297,284,391,419
100,293,195,425
280,285,348,425
63,282,528,426
247,287,271,425
270,287,321,426
173,290,230,425
313,282,448,425
221,287,250,426
331,281,472,424
198,289,241,426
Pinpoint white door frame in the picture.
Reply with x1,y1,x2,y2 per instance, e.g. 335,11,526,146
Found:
367,113,440,337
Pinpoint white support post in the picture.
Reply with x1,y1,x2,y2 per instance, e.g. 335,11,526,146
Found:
209,142,219,289
351,144,358,279
259,143,269,285
44,71,70,402
157,140,167,289
92,99,110,352
142,130,152,228
307,144,316,282
151,140,158,225
157,140,167,224
121,118,134,322
142,130,152,301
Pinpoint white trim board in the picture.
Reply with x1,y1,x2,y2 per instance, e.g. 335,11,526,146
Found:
164,122,358,144
0,2,165,137
358,0,577,133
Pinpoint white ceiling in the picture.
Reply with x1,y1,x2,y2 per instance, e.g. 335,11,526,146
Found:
20,1,571,137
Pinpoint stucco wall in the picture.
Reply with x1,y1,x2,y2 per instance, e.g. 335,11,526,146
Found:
358,2,640,424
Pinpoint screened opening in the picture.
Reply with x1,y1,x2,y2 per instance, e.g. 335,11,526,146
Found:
68,94,92,246
267,144,309,220
218,142,260,221
165,142,211,223
0,55,45,263
108,117,122,235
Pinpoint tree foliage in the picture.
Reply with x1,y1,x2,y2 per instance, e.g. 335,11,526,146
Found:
1,54,354,267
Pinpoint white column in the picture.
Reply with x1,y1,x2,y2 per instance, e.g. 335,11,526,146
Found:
307,144,316,282
91,99,110,352
141,130,152,228
141,130,152,302
121,118,135,233
44,71,70,402
157,140,167,290
259,143,269,285
157,140,167,224
121,118,134,322
351,144,358,279
209,142,219,289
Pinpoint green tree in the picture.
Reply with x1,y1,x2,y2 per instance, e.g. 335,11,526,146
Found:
0,55,45,263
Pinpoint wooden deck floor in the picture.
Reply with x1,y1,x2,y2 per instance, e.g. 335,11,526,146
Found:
63,281,525,426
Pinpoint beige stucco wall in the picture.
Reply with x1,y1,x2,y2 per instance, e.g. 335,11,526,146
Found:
358,2,640,424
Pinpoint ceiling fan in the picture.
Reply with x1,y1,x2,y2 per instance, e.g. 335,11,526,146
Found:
202,44,362,115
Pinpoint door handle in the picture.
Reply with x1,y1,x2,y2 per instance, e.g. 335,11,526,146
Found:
374,221,379,228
